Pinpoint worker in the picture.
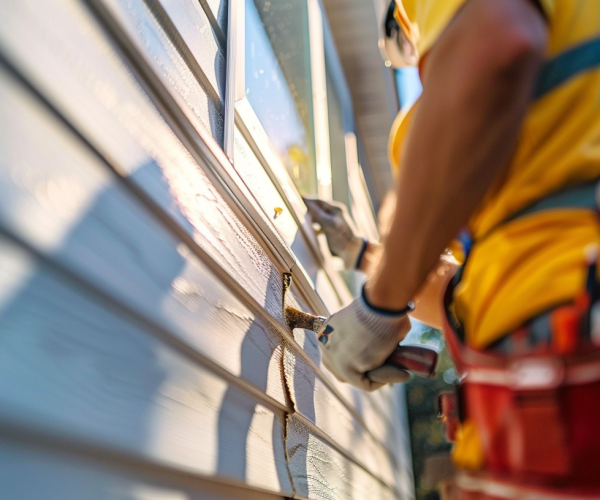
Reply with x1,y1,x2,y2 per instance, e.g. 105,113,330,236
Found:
306,0,600,497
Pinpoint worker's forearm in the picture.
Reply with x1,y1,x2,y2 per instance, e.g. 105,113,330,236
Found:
365,0,547,310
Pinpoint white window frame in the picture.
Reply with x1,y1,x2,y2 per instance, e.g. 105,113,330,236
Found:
227,0,331,202
225,0,380,306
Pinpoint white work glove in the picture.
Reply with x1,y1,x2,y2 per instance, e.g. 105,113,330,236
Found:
304,198,366,270
319,286,413,391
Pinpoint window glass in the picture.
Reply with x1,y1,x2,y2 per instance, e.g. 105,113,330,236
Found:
244,0,317,195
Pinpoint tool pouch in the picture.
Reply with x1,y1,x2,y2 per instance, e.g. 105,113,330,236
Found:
438,391,459,442
507,388,569,476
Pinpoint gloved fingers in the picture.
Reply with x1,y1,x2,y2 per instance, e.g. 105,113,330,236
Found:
303,197,344,217
304,201,336,225
318,291,413,390
303,197,329,214
366,364,411,385
322,349,386,392
312,210,340,228
363,380,386,392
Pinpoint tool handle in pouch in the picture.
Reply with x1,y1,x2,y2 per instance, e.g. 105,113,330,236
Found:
385,345,438,377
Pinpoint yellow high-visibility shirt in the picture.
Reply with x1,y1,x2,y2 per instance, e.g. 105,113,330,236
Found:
390,0,600,348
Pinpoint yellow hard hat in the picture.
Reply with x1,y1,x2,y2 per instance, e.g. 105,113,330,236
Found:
378,1,419,68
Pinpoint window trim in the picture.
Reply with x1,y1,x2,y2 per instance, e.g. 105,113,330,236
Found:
227,0,354,307
225,0,380,306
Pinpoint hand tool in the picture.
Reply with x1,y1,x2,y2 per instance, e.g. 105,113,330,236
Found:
285,306,438,378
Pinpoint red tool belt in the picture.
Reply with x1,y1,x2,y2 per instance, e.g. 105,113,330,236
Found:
439,285,600,497
436,180,600,497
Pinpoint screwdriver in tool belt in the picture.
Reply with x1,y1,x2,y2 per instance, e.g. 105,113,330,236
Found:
285,306,438,378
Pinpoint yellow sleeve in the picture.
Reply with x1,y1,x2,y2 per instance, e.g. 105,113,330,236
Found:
401,0,554,58
400,0,468,57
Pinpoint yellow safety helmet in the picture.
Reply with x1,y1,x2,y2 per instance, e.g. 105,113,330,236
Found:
378,1,419,68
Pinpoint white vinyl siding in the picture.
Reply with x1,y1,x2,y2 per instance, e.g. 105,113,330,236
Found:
0,0,413,498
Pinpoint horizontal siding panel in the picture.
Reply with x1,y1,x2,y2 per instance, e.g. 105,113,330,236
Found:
99,0,323,293
100,0,226,145
287,417,397,500
0,235,292,494
0,69,288,407
154,0,226,95
314,268,344,311
0,0,413,498
99,0,333,307
285,350,401,492
0,0,363,437
323,374,408,473
329,377,406,454
0,441,284,500
0,27,411,499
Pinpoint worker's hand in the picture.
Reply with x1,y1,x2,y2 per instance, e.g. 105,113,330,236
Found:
303,198,366,270
319,287,412,391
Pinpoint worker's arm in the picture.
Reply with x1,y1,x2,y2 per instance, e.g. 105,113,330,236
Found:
314,0,547,390
366,0,547,310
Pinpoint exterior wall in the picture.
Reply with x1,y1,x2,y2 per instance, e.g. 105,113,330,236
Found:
0,0,413,498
